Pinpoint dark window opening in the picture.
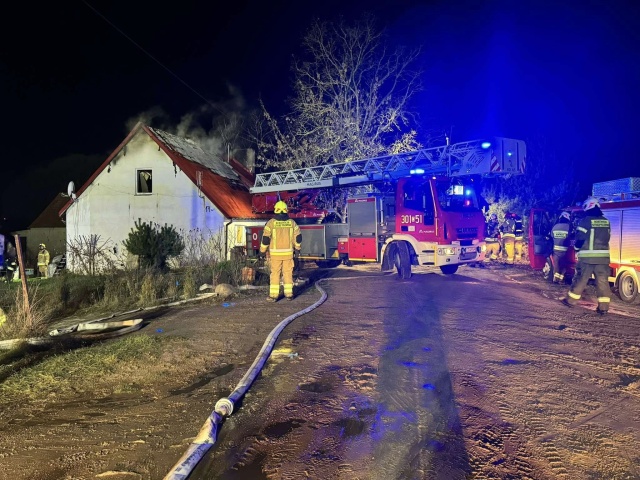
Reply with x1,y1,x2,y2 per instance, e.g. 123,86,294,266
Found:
137,170,152,194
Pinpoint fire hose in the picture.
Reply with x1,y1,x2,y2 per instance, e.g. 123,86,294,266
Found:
163,279,329,480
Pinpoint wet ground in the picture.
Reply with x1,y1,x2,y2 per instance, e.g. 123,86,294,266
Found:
0,262,639,479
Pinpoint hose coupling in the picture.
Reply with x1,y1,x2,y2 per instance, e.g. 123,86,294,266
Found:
214,397,234,417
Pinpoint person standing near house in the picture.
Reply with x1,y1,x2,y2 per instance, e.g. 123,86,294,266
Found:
37,243,50,278
562,197,611,315
259,201,302,302
4,242,17,283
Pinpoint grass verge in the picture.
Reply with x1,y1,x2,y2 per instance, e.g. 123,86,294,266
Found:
0,334,203,406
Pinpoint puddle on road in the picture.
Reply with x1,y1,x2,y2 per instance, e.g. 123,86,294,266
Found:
263,418,306,439
170,364,234,395
334,417,367,438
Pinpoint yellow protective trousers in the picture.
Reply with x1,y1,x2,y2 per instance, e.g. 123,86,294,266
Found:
514,238,524,261
485,240,501,261
269,257,294,299
503,236,515,264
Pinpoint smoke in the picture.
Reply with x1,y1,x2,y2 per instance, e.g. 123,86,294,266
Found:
125,84,250,161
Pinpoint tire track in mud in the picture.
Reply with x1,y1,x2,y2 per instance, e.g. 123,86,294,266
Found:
438,268,640,479
190,267,639,479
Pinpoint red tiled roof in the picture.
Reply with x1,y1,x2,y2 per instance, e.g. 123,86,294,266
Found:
60,123,266,220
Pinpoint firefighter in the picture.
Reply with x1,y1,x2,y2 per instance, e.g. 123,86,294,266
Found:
551,211,572,284
484,213,501,262
500,212,516,265
37,243,50,278
513,212,524,263
562,197,611,315
4,242,17,283
259,200,302,302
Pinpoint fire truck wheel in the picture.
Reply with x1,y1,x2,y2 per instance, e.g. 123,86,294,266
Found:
394,242,412,280
542,257,554,283
617,271,638,303
440,264,459,275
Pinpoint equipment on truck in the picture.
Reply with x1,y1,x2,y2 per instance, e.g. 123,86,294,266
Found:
250,137,526,278
529,177,640,303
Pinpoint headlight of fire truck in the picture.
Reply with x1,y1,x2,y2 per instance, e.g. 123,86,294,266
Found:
481,244,487,252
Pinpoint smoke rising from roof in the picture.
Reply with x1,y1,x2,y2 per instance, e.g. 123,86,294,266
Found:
125,83,250,162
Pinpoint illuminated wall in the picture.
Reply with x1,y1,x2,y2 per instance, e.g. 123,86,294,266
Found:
65,130,230,271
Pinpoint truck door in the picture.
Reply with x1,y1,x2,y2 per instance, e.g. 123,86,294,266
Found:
528,208,553,269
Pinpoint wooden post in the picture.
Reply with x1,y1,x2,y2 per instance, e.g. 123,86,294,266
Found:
13,234,32,329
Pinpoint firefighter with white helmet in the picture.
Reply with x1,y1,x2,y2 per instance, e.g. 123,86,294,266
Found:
550,211,572,283
484,213,501,262
37,243,50,278
259,200,302,302
562,196,611,314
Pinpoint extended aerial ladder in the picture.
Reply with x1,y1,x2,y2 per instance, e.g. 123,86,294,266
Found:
250,137,526,194
248,137,526,277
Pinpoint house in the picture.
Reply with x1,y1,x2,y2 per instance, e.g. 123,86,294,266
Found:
59,123,268,271
15,193,68,269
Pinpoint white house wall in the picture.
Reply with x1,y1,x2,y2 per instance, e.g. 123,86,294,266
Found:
65,131,226,271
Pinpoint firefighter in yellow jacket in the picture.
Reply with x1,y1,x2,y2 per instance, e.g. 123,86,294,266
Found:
260,201,302,302
37,243,50,278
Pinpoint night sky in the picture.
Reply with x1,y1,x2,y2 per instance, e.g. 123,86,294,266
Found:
1,0,638,230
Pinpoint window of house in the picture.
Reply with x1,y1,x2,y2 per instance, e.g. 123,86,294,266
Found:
136,169,152,194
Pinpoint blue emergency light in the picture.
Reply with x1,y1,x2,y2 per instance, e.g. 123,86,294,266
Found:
481,142,491,149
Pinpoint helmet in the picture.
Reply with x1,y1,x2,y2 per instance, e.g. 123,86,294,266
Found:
489,213,497,221
39,243,46,249
559,211,571,221
274,200,288,214
582,196,600,211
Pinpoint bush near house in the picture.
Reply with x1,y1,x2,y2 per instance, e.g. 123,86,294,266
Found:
123,220,185,271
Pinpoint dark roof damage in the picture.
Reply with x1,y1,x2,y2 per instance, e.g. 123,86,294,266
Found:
59,123,266,220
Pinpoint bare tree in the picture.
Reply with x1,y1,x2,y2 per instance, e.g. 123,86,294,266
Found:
255,16,422,170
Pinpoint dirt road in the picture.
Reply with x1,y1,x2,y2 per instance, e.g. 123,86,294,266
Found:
1,263,639,479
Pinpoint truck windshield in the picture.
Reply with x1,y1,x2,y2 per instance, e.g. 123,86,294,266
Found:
436,181,479,212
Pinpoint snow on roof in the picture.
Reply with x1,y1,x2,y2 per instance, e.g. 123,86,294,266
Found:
148,127,240,182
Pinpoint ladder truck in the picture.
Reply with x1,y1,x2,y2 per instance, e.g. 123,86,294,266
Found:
249,137,526,278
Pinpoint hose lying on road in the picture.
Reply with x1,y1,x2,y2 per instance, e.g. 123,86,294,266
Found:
163,279,329,480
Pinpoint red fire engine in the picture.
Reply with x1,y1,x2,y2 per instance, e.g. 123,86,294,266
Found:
249,137,526,278
528,177,640,303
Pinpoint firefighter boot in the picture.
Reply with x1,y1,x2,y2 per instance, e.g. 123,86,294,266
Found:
561,298,573,308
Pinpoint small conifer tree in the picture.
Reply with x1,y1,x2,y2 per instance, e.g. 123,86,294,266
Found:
123,219,184,271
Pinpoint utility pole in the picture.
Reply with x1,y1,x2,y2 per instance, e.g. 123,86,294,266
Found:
13,234,32,329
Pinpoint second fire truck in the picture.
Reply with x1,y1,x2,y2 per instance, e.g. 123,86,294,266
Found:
249,137,526,278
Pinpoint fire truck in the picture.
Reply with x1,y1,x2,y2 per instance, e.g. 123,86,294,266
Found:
528,177,640,303
248,137,526,278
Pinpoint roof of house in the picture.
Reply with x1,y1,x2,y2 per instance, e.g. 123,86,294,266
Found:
59,123,266,220
31,193,68,228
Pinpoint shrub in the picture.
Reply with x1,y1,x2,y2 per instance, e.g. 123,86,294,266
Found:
123,220,184,271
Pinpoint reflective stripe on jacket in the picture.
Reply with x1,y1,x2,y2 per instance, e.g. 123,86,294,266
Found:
552,222,570,252
260,217,302,258
575,213,610,264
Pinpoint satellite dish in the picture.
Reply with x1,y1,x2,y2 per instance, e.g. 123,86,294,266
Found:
67,181,76,200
